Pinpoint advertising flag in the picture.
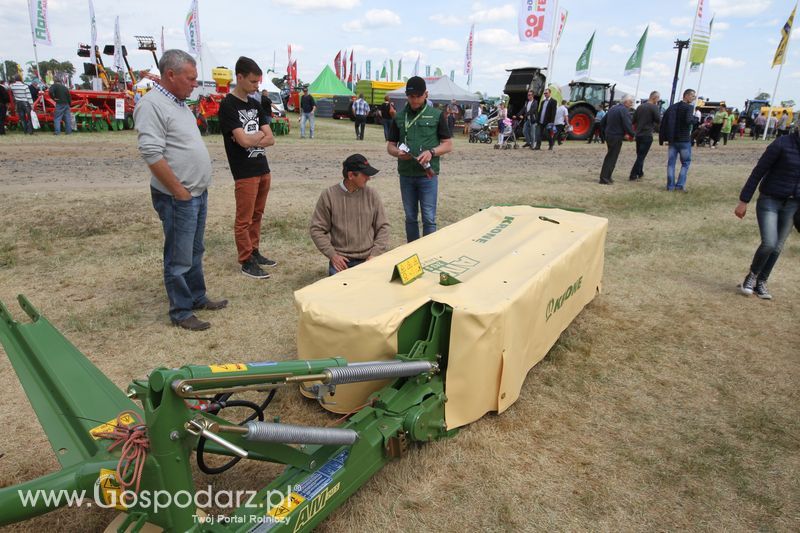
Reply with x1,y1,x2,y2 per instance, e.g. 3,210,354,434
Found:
413,54,420,76
89,0,97,66
624,26,648,76
389,59,394,81
464,23,474,76
397,58,402,80
29,0,52,46
688,0,713,70
160,26,165,55
434,67,443,77
518,0,556,42
380,61,387,80
450,69,454,81
113,16,123,72
772,4,796,67
184,0,201,55
349,50,354,85
366,59,371,80
334,51,341,79
575,31,594,77
556,8,568,47
425,65,430,76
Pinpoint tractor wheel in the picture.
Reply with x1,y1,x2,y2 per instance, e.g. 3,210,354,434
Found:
96,119,109,131
568,105,595,141
123,114,134,130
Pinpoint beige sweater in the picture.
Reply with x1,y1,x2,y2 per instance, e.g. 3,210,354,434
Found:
310,183,390,260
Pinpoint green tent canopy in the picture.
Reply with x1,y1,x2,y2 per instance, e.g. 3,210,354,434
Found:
307,65,355,97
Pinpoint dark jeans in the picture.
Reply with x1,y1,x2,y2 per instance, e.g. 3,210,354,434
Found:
16,101,32,134
599,136,624,183
354,115,366,139
382,119,392,141
328,257,365,276
710,123,723,145
151,188,210,322
749,194,800,281
630,136,653,178
447,115,456,136
400,174,438,242
0,104,6,134
535,124,554,149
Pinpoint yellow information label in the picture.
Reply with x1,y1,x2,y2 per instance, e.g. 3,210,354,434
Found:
89,413,136,440
392,254,423,285
209,363,248,373
267,492,305,521
97,468,128,510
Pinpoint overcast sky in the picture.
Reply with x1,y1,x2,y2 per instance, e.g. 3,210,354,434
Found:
2,0,799,106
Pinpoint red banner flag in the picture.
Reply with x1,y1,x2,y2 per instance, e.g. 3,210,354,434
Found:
334,51,341,79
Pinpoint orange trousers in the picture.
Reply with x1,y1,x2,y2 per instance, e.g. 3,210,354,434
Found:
234,173,271,264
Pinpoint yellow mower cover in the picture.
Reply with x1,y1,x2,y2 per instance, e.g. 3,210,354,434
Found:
295,206,607,428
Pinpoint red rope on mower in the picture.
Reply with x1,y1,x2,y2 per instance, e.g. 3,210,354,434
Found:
95,410,150,496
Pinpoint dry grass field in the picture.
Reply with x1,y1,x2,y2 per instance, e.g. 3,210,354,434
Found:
0,119,798,532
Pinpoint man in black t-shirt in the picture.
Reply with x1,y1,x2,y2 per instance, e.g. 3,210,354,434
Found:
219,56,277,280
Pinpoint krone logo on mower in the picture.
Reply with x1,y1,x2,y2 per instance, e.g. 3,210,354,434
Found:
473,216,515,244
546,276,583,321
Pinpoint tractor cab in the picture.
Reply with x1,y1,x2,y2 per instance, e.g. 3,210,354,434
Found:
568,81,613,109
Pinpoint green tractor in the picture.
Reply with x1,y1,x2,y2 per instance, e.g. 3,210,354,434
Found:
566,81,616,141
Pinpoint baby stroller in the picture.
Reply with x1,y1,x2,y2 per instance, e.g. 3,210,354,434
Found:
469,119,493,144
494,118,518,149
692,119,712,147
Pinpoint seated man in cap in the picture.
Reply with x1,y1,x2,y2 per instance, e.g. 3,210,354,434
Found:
386,76,453,242
310,154,390,276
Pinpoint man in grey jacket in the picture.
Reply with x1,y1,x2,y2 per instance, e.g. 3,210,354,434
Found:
598,95,635,184
134,49,227,331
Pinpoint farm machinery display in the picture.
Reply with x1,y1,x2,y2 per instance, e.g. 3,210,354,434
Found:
0,206,607,532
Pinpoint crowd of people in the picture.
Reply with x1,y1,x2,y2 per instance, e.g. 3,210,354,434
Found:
2,49,795,327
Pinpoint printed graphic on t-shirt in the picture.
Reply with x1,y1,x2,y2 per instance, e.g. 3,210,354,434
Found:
238,108,265,158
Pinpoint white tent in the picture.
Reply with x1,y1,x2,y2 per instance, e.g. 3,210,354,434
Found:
387,76,481,114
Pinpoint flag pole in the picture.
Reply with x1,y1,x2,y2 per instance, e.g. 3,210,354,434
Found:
679,0,701,97
543,0,560,91
763,2,796,140
762,62,784,140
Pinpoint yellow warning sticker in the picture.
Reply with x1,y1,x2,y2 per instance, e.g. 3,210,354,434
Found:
89,413,136,440
97,468,128,510
209,363,248,373
267,492,305,521
392,254,423,285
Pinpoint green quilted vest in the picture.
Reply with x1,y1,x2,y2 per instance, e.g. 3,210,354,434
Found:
395,104,443,176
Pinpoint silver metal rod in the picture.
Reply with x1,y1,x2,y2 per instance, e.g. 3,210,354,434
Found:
244,421,358,446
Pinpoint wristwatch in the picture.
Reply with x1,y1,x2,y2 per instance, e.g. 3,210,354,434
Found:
429,148,436,157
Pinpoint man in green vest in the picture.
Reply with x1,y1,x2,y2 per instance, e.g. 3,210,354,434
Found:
387,76,453,242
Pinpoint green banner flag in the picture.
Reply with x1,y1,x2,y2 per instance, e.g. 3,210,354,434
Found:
380,62,387,80
434,67,443,77
575,32,595,77
397,58,402,79
624,27,648,76
389,59,394,81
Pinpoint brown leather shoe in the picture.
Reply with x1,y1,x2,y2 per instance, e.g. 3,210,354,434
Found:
193,298,228,311
174,315,211,331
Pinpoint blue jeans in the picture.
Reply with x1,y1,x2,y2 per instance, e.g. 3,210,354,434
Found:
666,141,692,190
328,258,365,276
54,103,72,134
399,175,438,242
523,119,536,145
749,194,800,281
382,119,392,141
151,188,209,322
300,112,315,138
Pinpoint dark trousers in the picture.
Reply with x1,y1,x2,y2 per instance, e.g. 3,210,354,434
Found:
535,124,554,149
354,115,366,139
630,136,653,179
599,136,624,183
0,104,6,134
710,123,723,145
